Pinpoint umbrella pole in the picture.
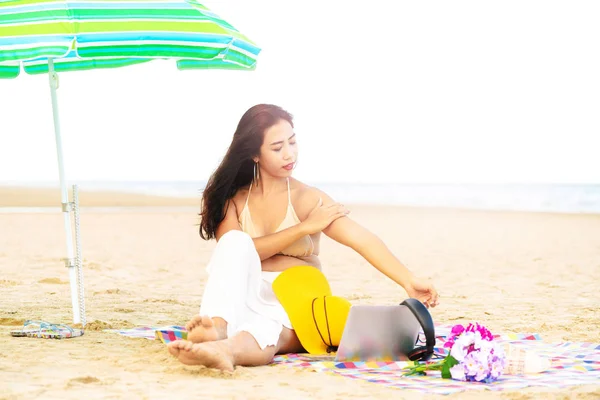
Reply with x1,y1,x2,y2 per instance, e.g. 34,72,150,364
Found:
48,58,81,324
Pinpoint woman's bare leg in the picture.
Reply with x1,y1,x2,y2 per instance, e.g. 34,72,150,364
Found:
168,327,303,371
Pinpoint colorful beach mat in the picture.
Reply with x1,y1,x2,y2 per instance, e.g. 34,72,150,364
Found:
104,325,187,344
272,329,600,395
104,324,599,395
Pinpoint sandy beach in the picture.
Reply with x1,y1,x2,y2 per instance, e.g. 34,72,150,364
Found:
1,187,599,399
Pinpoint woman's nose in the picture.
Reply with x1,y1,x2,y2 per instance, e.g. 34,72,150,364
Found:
282,146,293,159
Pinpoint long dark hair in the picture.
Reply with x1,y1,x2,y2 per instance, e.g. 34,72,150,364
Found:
199,104,294,240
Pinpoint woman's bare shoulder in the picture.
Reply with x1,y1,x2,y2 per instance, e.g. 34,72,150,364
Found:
290,179,335,217
290,178,318,198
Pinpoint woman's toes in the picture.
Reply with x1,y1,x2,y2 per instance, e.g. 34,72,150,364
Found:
167,341,182,356
200,315,214,328
186,315,203,331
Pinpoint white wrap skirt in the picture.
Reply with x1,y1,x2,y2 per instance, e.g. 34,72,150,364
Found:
199,230,293,349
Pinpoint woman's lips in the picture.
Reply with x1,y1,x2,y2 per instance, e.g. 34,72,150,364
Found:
283,163,294,170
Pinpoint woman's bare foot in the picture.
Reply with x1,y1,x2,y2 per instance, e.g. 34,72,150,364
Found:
167,340,235,372
186,315,224,343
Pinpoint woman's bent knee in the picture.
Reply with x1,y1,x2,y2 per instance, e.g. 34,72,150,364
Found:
206,230,258,275
217,230,254,247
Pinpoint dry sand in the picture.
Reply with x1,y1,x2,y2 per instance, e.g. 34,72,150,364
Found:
1,187,599,399
0,186,199,207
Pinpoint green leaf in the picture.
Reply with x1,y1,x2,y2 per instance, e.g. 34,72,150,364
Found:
441,356,459,379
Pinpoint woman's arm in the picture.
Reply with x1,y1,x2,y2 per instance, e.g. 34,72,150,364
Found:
252,225,311,261
311,189,440,307
215,200,310,261
215,198,346,261
323,211,415,289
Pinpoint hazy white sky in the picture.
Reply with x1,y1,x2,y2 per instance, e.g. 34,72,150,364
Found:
1,0,599,184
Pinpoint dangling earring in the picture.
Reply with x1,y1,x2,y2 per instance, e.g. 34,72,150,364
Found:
253,161,260,186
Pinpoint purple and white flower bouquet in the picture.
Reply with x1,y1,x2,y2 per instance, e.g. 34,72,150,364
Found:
405,322,507,383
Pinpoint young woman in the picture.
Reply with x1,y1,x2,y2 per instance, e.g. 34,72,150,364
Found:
168,104,440,371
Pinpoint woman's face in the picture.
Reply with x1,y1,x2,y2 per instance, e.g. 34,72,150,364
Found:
255,119,298,179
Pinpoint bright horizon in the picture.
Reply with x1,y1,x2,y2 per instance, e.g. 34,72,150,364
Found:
1,0,599,185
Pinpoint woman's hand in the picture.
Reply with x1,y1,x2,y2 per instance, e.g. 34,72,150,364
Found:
301,201,350,235
404,276,440,308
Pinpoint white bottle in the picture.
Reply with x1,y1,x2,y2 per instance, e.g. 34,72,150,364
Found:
503,343,551,375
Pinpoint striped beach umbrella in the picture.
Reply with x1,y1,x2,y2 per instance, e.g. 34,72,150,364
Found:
0,0,260,77
0,0,261,326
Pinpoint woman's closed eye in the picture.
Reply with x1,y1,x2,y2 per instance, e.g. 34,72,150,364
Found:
273,141,296,152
